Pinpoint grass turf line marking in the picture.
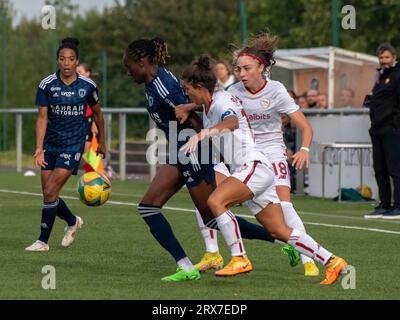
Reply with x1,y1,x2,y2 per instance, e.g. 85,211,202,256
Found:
1,188,400,235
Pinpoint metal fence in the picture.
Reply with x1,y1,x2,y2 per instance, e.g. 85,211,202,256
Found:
0,108,155,181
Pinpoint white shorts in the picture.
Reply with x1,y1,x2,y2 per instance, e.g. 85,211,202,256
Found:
217,161,280,216
264,144,291,189
214,161,231,177
214,145,291,189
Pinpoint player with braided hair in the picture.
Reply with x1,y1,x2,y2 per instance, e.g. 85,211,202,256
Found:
123,37,295,281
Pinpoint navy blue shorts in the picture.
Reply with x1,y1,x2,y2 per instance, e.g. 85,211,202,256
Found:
42,150,83,175
172,161,215,188
168,146,215,188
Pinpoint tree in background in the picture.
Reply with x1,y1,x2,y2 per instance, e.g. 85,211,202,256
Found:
2,0,400,151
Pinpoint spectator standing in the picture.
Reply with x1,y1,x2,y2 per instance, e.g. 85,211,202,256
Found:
364,43,400,219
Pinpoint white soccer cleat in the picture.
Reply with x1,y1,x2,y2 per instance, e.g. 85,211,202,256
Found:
25,240,49,252
61,216,83,247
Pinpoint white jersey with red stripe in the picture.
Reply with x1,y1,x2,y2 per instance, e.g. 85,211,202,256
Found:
228,80,299,149
203,90,267,171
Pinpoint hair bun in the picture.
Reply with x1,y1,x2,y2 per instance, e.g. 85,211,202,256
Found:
196,54,213,71
61,37,80,47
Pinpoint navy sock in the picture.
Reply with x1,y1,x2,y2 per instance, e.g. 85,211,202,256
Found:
38,200,59,243
235,216,275,243
138,203,187,262
57,198,77,227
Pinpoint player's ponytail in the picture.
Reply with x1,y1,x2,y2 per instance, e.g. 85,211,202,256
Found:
182,54,217,94
151,37,169,64
57,37,80,59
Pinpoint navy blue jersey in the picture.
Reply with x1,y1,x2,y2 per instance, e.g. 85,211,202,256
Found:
36,72,99,153
144,67,215,188
145,67,194,150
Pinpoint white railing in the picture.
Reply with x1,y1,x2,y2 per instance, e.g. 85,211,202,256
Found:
0,108,154,181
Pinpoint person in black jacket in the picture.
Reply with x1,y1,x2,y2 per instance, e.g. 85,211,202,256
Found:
364,43,400,219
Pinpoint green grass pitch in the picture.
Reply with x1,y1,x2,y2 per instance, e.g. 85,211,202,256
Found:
0,172,399,300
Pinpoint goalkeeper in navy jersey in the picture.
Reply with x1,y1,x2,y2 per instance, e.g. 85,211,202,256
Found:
25,38,106,252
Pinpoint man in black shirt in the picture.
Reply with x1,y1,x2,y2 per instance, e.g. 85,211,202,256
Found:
365,43,400,219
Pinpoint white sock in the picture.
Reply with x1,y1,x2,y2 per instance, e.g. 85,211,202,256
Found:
216,211,246,256
287,229,332,264
195,209,219,253
177,257,195,271
281,201,314,264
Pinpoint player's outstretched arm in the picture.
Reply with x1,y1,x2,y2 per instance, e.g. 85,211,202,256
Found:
181,115,238,154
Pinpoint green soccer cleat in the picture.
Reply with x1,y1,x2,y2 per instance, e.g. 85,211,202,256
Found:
281,245,301,267
161,268,201,282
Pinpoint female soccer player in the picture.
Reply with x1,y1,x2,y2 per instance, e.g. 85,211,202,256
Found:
177,35,320,276
180,54,348,284
219,35,320,276
123,38,282,281
26,38,106,252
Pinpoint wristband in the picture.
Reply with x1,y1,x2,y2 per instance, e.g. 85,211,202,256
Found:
300,147,310,152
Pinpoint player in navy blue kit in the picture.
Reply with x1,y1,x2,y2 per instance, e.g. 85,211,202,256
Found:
25,38,106,252
123,37,277,281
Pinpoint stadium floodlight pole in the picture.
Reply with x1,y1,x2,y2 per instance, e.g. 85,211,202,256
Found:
1,3,8,151
332,0,340,47
240,0,248,45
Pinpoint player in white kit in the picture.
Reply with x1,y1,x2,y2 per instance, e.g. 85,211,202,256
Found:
177,35,319,276
180,53,348,284
220,33,319,276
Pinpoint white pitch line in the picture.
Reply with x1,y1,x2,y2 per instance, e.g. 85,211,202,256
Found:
33,187,400,224
1,189,399,235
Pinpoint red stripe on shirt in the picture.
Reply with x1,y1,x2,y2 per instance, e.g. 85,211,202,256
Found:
244,80,267,95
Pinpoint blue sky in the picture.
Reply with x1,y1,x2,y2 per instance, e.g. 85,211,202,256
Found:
10,0,121,24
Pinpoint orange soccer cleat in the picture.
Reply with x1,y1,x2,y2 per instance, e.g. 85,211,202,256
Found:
320,256,348,285
215,255,253,277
